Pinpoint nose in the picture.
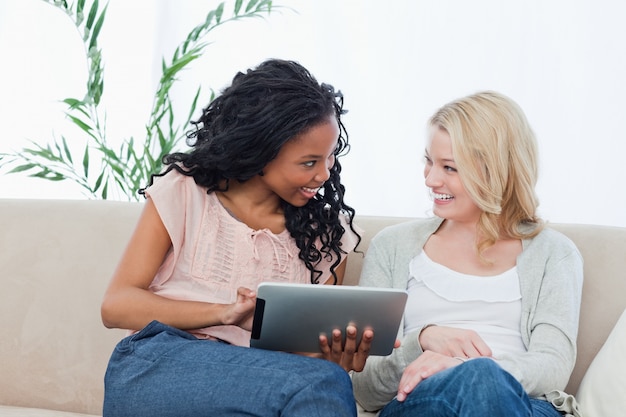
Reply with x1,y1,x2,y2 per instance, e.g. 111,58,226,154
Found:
424,165,442,188
314,161,332,183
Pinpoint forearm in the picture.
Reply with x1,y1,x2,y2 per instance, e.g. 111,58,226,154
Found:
497,333,576,396
100,286,228,332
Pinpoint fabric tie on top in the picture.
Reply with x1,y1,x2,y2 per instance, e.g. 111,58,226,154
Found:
249,229,295,273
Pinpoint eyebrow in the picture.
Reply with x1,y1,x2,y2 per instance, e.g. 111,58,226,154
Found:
424,150,455,163
299,154,324,160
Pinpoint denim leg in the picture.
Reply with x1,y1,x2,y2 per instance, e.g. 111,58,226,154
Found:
103,321,356,417
379,357,558,417
530,398,563,417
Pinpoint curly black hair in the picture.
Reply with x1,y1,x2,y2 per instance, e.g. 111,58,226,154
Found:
141,59,361,284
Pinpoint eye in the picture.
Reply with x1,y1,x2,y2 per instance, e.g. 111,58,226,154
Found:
444,165,457,172
302,160,316,168
424,155,433,165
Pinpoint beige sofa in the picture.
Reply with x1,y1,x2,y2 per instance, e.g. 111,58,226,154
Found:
1,198,625,416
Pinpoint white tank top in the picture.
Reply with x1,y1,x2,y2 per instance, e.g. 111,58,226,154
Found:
404,251,526,358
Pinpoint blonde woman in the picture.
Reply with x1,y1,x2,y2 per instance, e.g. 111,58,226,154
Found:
352,91,583,417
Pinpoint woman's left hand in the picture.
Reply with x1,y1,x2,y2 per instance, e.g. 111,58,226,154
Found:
318,324,375,372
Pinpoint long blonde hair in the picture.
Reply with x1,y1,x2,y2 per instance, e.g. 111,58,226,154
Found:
429,91,543,253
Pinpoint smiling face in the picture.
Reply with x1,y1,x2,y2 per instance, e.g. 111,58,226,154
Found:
260,115,339,207
424,126,482,224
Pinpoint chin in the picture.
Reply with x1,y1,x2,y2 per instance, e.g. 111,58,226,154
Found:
284,197,310,208
432,206,451,219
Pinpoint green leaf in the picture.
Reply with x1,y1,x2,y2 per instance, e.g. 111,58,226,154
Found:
166,100,175,131
125,137,135,161
93,170,105,191
64,99,91,118
67,114,93,133
89,3,108,49
62,97,83,108
8,163,37,174
157,122,167,151
99,145,120,162
188,88,203,120
53,140,65,162
61,136,73,164
82,144,89,178
203,10,216,29
31,169,66,181
108,161,125,177
234,0,243,15
101,181,108,199
22,144,64,163
112,175,128,195
162,50,203,80
246,0,260,13
215,2,224,23
85,0,99,30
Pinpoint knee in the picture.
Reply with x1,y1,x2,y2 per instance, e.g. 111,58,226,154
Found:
288,357,353,400
419,358,520,397
459,358,525,397
401,358,528,415
464,357,502,375
281,358,356,416
307,358,352,389
464,358,514,381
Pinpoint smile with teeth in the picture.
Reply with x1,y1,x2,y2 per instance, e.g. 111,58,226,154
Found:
302,186,320,194
433,192,454,200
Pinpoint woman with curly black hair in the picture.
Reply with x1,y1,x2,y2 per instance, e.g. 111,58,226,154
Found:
101,59,365,417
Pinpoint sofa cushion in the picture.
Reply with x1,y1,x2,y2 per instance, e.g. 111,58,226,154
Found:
0,405,98,416
576,308,626,417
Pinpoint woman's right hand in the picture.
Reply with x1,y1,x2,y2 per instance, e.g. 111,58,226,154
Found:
220,287,257,331
418,325,492,359
396,350,464,401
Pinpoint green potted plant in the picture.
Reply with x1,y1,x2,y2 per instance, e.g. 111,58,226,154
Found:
0,0,276,201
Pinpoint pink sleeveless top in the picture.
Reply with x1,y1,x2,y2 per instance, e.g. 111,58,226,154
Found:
144,171,361,346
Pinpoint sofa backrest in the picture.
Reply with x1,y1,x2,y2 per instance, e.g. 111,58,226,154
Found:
543,222,626,394
0,199,138,414
1,199,624,414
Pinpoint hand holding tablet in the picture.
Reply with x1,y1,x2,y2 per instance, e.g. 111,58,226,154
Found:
250,282,408,356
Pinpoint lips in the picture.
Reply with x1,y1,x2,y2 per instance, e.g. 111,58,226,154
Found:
302,186,320,194
299,186,321,200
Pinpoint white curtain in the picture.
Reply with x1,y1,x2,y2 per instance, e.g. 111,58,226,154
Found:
1,0,624,227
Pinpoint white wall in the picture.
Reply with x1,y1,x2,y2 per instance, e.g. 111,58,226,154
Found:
1,0,625,227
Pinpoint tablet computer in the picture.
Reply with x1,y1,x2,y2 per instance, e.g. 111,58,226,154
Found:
250,282,408,356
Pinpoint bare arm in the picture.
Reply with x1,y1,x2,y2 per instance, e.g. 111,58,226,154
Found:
100,198,255,332
324,257,347,285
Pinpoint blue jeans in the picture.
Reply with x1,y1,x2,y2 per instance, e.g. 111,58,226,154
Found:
103,321,356,417
379,358,562,417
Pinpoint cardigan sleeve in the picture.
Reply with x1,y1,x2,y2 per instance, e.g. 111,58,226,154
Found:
496,229,584,397
351,219,442,412
351,234,423,411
